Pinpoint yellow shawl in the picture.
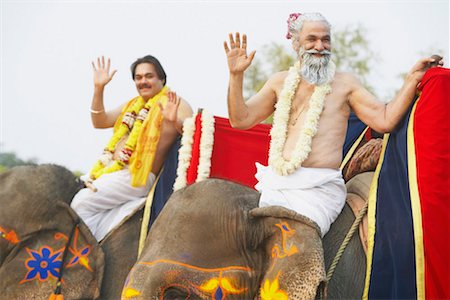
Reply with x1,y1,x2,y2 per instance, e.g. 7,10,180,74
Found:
111,87,168,186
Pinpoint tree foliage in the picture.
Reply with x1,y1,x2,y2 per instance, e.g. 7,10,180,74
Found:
0,151,38,172
332,24,377,92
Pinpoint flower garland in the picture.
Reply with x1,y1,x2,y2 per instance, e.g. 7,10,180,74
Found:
268,61,334,175
173,111,215,190
196,112,215,183
89,86,168,181
173,115,196,190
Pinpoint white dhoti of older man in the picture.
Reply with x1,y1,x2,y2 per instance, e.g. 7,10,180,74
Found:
255,163,346,237
71,169,156,241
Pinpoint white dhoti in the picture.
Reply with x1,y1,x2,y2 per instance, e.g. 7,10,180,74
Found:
255,163,346,237
71,169,155,241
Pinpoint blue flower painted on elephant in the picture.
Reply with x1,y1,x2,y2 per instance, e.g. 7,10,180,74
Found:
20,246,63,284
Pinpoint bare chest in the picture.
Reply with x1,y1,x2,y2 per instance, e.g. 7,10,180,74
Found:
281,87,350,162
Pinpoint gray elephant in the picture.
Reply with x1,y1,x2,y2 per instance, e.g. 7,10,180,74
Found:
0,164,104,299
0,139,179,299
0,164,370,299
0,164,144,299
123,172,371,299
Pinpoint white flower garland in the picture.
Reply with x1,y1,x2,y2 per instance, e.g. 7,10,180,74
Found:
196,112,215,182
173,111,215,190
268,61,335,175
173,116,196,190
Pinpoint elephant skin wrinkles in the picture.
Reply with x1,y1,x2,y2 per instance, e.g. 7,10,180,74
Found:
124,177,368,299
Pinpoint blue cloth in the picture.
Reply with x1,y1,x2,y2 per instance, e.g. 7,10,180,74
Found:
343,111,366,157
148,137,180,229
368,104,417,299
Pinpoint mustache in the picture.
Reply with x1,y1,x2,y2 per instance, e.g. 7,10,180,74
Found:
298,47,334,85
139,84,151,89
303,49,332,56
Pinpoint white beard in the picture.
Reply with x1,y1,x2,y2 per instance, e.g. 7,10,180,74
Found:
298,47,334,85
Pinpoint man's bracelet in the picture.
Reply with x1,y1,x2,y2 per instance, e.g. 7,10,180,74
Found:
90,108,105,114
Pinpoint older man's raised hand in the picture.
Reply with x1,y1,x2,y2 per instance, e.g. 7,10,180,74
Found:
224,32,256,74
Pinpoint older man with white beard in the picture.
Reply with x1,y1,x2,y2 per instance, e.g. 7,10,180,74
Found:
224,12,443,297
224,12,442,237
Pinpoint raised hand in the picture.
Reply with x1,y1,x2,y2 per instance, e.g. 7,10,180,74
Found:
159,91,180,123
224,32,256,74
92,56,117,88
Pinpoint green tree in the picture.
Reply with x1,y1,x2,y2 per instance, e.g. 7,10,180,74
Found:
0,151,83,177
396,47,445,81
0,151,38,169
332,24,377,92
244,24,378,123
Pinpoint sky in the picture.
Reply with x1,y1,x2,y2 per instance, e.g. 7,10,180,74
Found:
1,0,449,173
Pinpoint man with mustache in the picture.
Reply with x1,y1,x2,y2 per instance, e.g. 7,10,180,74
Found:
224,12,443,295
71,55,192,241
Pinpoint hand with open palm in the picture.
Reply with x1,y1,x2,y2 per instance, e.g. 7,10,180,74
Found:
159,91,180,123
224,32,256,74
92,56,117,88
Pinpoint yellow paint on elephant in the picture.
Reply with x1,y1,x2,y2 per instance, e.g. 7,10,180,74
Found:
200,278,221,292
122,287,141,298
269,222,299,272
200,277,246,294
274,222,298,258
220,277,245,293
79,257,92,272
260,275,288,300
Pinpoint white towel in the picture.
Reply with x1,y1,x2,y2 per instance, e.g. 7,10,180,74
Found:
255,163,346,237
71,169,155,241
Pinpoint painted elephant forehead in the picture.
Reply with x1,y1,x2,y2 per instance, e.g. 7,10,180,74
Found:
123,260,254,299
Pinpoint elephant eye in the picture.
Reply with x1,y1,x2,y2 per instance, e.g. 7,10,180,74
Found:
162,286,192,300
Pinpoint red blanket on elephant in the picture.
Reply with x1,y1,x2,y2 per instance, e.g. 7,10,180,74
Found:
184,115,271,188
179,112,365,189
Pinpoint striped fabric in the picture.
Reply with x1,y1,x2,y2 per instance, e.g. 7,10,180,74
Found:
364,67,450,299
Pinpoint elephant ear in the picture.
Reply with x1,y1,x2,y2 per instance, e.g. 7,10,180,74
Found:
0,201,105,300
250,205,326,299
249,205,321,236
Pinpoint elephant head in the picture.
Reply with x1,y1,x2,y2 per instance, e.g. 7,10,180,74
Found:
123,179,264,299
122,179,328,299
0,164,105,299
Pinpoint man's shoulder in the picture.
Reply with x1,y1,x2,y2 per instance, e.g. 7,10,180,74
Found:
332,71,363,91
268,71,289,86
334,71,359,83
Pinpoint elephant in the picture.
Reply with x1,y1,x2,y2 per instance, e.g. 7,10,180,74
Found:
0,164,104,299
1,163,370,299
0,164,144,300
0,139,179,299
123,172,371,299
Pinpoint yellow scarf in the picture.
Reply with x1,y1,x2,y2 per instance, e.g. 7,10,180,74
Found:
90,86,168,187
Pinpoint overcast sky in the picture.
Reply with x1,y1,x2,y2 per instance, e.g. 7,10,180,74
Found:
1,0,449,173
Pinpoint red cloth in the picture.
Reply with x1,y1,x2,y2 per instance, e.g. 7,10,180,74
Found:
415,67,450,299
210,117,271,188
186,114,203,185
